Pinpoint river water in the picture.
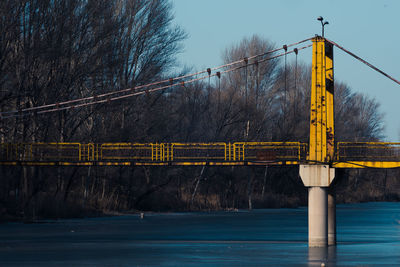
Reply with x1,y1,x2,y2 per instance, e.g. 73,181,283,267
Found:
0,202,399,266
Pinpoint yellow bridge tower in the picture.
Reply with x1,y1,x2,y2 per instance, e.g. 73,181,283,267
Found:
309,36,334,163
300,36,336,247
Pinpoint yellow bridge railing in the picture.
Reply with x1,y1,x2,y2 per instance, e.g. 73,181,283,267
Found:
1,142,399,167
336,142,400,162
0,143,82,161
0,142,305,164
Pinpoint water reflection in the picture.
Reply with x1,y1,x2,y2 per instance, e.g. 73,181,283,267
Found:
308,246,337,266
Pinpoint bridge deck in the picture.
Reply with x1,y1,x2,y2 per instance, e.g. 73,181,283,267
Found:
0,142,399,168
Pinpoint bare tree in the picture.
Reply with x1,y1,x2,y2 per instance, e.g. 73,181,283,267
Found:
335,82,384,141
216,35,280,141
0,0,187,219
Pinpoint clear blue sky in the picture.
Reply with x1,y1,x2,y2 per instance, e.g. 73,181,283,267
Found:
171,0,400,141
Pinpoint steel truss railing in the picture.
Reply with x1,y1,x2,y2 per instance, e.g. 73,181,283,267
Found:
0,142,305,163
336,142,400,162
1,142,399,167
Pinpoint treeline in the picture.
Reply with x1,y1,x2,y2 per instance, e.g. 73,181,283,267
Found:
0,0,398,221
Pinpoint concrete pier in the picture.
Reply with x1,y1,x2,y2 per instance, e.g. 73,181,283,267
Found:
308,187,328,247
328,192,336,246
300,165,336,247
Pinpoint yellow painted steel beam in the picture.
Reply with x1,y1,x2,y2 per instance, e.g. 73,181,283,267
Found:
325,41,334,161
0,162,18,166
97,162,132,166
135,162,169,166
333,161,400,168
248,161,300,166
309,37,324,162
173,162,207,166
60,162,93,166
209,162,244,166
0,160,303,166
2,160,399,168
308,37,334,164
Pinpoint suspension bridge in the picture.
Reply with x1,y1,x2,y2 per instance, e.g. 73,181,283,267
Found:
1,141,399,168
1,36,400,248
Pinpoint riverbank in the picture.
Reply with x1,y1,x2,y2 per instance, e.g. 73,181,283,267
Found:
3,198,400,224
1,166,399,223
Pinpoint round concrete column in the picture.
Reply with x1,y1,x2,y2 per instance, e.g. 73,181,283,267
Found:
308,186,328,247
328,192,336,246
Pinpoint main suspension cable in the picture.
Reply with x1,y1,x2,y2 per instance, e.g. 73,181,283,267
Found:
325,38,400,86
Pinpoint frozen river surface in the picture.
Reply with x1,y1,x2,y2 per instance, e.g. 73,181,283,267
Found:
1,202,400,266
